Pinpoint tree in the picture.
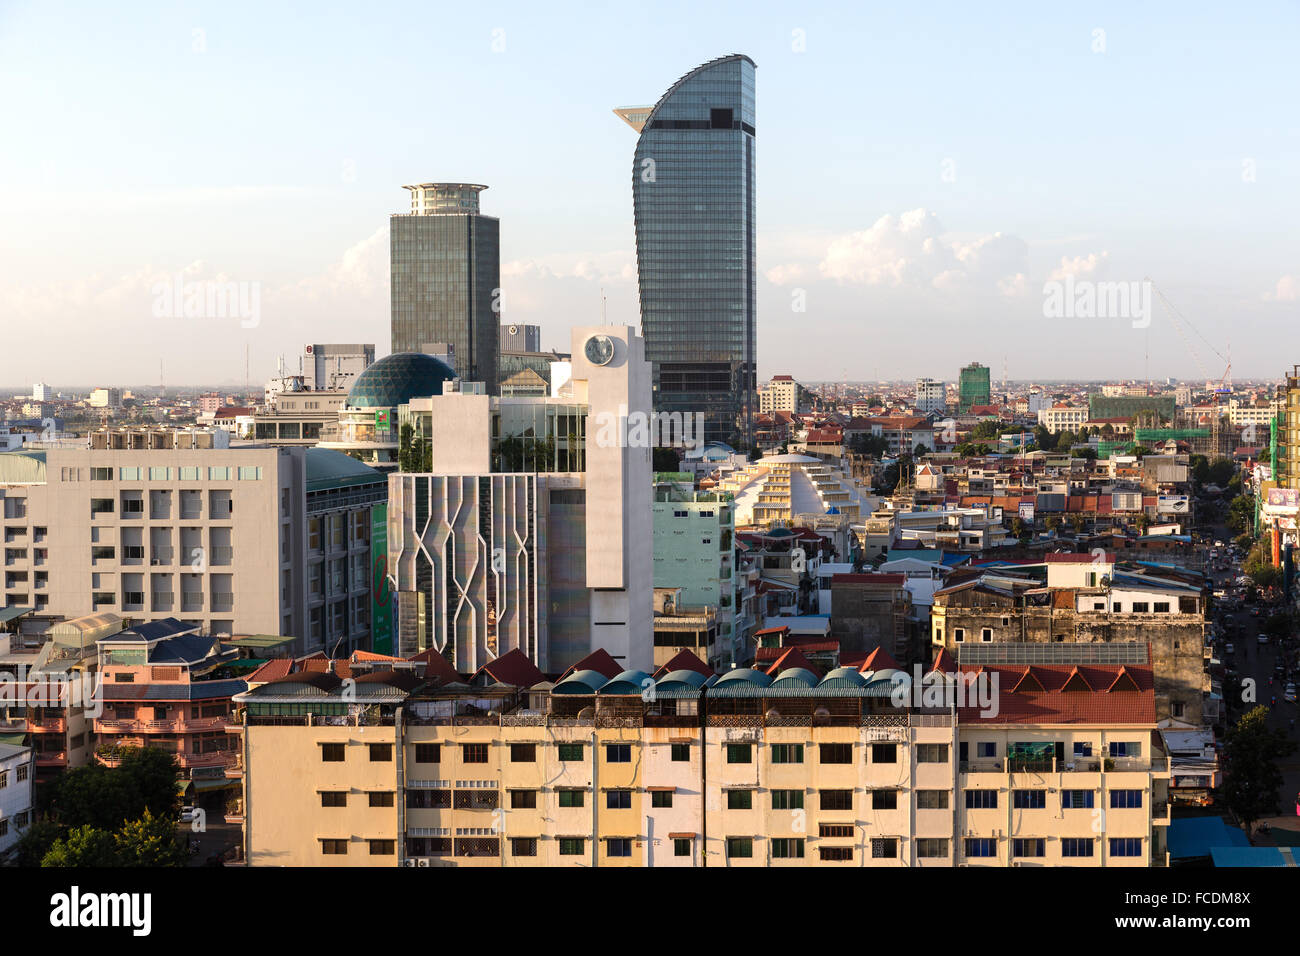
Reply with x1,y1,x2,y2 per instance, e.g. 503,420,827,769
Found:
1221,705,1295,834
48,746,180,833
115,809,189,867
651,447,680,473
1070,447,1098,460
849,433,890,458
12,820,61,868
42,825,122,867
971,419,1002,440
1226,495,1256,536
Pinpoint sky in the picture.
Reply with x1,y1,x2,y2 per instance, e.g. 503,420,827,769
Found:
1,1,1297,389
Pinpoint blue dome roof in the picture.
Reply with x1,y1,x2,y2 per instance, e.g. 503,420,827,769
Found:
345,352,456,409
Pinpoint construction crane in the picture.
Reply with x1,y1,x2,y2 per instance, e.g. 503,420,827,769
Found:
1145,277,1231,392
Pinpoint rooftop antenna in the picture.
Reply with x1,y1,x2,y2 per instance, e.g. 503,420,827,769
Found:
601,287,608,325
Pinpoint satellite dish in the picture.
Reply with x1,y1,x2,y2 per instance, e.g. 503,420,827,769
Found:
1099,575,1111,588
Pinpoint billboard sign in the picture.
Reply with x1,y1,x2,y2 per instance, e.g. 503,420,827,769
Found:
1265,488,1300,513
1018,502,1035,523
1157,494,1190,514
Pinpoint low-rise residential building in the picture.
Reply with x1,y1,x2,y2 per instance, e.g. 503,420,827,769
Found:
0,741,35,859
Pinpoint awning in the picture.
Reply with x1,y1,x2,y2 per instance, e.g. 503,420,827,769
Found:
668,832,696,840
176,779,192,795
0,607,33,626
0,732,27,746
222,635,296,651
193,777,237,792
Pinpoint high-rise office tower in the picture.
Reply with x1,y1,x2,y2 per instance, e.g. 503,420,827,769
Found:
390,183,500,393
617,54,756,449
958,362,991,412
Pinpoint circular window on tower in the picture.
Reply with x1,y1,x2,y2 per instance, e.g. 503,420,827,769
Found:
584,334,615,366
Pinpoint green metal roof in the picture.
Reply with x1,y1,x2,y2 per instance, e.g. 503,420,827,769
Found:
0,606,34,625
223,635,296,650
345,351,455,409
305,447,384,492
552,669,609,694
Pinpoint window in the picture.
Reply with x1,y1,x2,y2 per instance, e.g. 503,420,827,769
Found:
1110,789,1143,809
606,790,632,810
605,743,631,763
725,837,753,859
819,743,852,764
510,743,536,762
771,838,805,859
1073,741,1093,757
369,840,395,856
981,628,993,642
770,788,804,810
1062,838,1095,858
368,791,394,808
819,824,853,839
871,743,896,763
819,789,853,811
1108,741,1142,758
320,743,345,762
511,837,537,857
670,743,690,762
238,466,262,480
1131,602,1149,613
414,743,441,763
819,846,853,862
557,743,584,762
1062,790,1095,809
965,789,998,809
1153,601,1170,613
770,743,803,763
1012,838,1045,858
954,628,965,643
369,743,392,762
558,790,585,808
510,790,538,809
673,838,692,857
871,837,898,859
650,790,673,808
149,467,170,481
558,838,585,856
1013,790,1046,809
462,743,488,763
1110,837,1142,857
916,790,949,810
871,789,898,810
917,744,949,763
726,743,752,764
90,498,114,515
606,838,632,858
91,467,113,481
16,765,28,782
917,838,949,858
964,838,996,858
727,790,753,810
320,839,347,855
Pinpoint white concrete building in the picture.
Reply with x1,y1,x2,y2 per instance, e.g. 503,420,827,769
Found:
0,742,34,859
915,378,946,415
388,325,654,673
1037,405,1089,433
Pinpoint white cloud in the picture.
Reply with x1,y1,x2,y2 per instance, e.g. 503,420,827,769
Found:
764,263,808,285
1047,251,1109,281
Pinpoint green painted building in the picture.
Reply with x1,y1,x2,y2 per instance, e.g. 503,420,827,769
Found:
958,362,991,412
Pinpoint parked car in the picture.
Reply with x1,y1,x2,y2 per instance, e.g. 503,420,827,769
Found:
1225,643,1235,656
1285,683,1297,704
1259,634,1269,645
180,806,197,824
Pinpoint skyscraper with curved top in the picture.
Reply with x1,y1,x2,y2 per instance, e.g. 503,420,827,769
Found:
617,54,756,449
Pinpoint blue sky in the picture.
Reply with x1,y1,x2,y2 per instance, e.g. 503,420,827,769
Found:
1,1,1297,387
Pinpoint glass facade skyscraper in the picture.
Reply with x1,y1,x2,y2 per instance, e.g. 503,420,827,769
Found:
390,183,500,393
622,54,756,448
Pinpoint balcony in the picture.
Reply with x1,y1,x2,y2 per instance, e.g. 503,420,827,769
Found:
150,547,174,566
178,751,237,770
209,546,233,566
151,594,175,612
28,717,65,732
181,595,204,613
36,751,68,767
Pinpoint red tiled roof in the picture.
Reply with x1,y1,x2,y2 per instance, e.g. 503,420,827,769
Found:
754,625,791,638
245,657,294,684
405,647,462,684
473,648,545,688
832,573,906,586
652,650,713,679
559,648,623,682
762,646,823,678
298,653,355,680
956,663,1155,724
930,647,957,674
858,646,900,672
351,650,403,662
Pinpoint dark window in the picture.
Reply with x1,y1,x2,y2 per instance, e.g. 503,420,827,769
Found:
965,789,998,809
819,846,853,862
558,789,585,808
368,839,395,856
511,837,537,857
673,838,691,857
819,789,853,811
964,838,996,858
1109,837,1142,857
871,743,897,763
369,743,392,762
726,837,753,858
1062,838,1095,858
1110,789,1143,809
605,743,631,763
871,789,898,810
871,837,898,859
770,743,804,763
771,838,805,859
1013,790,1046,809
819,743,852,764
726,743,751,763
368,791,394,807
320,839,347,855
727,789,753,810
606,838,633,858
651,790,673,808
510,743,536,762
771,789,803,810
670,743,690,762
606,789,632,809
414,743,440,763
320,791,347,807
462,743,489,763
320,743,345,762
917,838,949,858
1013,838,1045,858
510,790,537,809
917,790,949,809
558,837,584,856
557,743,584,761
710,107,734,129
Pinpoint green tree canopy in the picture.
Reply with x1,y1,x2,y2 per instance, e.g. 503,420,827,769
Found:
1221,705,1295,832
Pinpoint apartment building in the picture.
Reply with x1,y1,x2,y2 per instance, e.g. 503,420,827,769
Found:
915,378,946,415
235,643,1174,868
0,611,109,777
715,453,876,527
0,446,386,657
758,375,810,414
0,742,35,859
1037,405,1088,434
93,618,245,787
930,556,1206,725
652,484,738,665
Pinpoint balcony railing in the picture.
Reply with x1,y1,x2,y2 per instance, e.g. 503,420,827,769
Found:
177,751,237,769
